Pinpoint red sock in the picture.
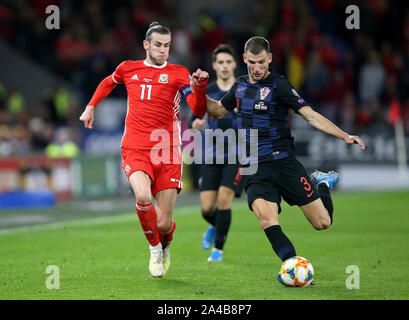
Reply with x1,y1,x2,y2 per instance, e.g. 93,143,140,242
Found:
136,202,160,246
159,220,176,249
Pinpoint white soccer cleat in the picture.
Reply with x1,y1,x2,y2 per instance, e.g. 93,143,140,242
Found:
149,244,164,278
162,246,171,276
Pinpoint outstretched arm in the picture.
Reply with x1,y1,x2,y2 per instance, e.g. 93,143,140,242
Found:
79,75,117,129
298,106,365,150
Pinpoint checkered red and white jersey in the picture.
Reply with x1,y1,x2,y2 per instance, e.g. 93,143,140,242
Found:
112,60,192,150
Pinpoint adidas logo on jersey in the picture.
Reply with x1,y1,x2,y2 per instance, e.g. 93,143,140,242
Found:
131,74,139,80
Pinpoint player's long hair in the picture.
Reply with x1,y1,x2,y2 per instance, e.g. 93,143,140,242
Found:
145,22,171,42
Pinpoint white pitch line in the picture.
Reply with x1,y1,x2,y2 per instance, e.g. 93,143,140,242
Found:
0,205,199,236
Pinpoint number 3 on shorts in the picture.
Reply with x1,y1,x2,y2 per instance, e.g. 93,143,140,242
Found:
300,177,311,191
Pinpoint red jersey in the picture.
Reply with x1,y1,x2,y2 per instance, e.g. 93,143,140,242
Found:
112,60,193,150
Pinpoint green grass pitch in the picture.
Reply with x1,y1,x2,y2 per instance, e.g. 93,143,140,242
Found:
0,190,408,300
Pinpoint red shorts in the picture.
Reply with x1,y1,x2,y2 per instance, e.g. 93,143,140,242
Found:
121,147,183,195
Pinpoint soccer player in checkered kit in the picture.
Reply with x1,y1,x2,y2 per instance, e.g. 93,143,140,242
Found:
203,36,365,264
80,22,209,277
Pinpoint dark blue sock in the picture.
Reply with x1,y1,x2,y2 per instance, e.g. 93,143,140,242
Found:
214,209,232,250
264,225,296,262
202,208,217,226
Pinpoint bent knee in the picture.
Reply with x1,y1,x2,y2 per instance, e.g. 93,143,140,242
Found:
217,197,232,210
156,210,172,231
133,185,152,204
201,198,215,214
136,193,152,204
201,205,215,216
313,217,332,230
157,219,171,232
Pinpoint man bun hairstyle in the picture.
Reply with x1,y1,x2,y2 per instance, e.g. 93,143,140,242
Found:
212,43,236,62
244,36,270,55
145,21,171,42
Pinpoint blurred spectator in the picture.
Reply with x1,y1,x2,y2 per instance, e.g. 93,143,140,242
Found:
302,49,328,106
340,92,358,133
0,82,58,156
113,8,135,56
0,82,7,111
45,127,79,158
311,0,337,32
286,45,305,90
171,20,194,66
339,48,356,92
270,26,296,70
196,11,228,67
0,2,14,40
358,50,386,103
403,10,409,51
281,0,297,28
250,0,276,38
391,53,409,103
0,121,30,156
42,88,76,127
55,23,92,76
381,41,395,75
28,118,54,152
321,69,349,122
8,89,25,115
367,98,388,133
82,53,111,99
316,35,340,71
0,0,407,143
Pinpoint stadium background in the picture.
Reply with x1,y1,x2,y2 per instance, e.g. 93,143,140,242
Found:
0,0,408,219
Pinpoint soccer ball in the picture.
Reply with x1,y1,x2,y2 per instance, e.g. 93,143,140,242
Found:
277,256,314,287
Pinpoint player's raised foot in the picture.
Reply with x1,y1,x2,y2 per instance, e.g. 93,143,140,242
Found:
310,170,339,190
207,248,223,262
162,246,171,277
149,244,164,278
202,225,216,250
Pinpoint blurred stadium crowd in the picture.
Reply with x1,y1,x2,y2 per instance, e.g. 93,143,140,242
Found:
0,0,408,157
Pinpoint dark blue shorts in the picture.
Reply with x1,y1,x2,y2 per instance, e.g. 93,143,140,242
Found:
199,164,246,198
245,155,320,211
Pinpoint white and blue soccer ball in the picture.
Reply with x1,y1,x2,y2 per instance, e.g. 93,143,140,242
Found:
277,256,314,287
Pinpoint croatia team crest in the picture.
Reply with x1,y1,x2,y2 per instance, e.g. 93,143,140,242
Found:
260,87,271,100
159,74,168,83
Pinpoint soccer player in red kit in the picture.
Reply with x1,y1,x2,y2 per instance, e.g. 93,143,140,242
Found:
79,22,209,278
